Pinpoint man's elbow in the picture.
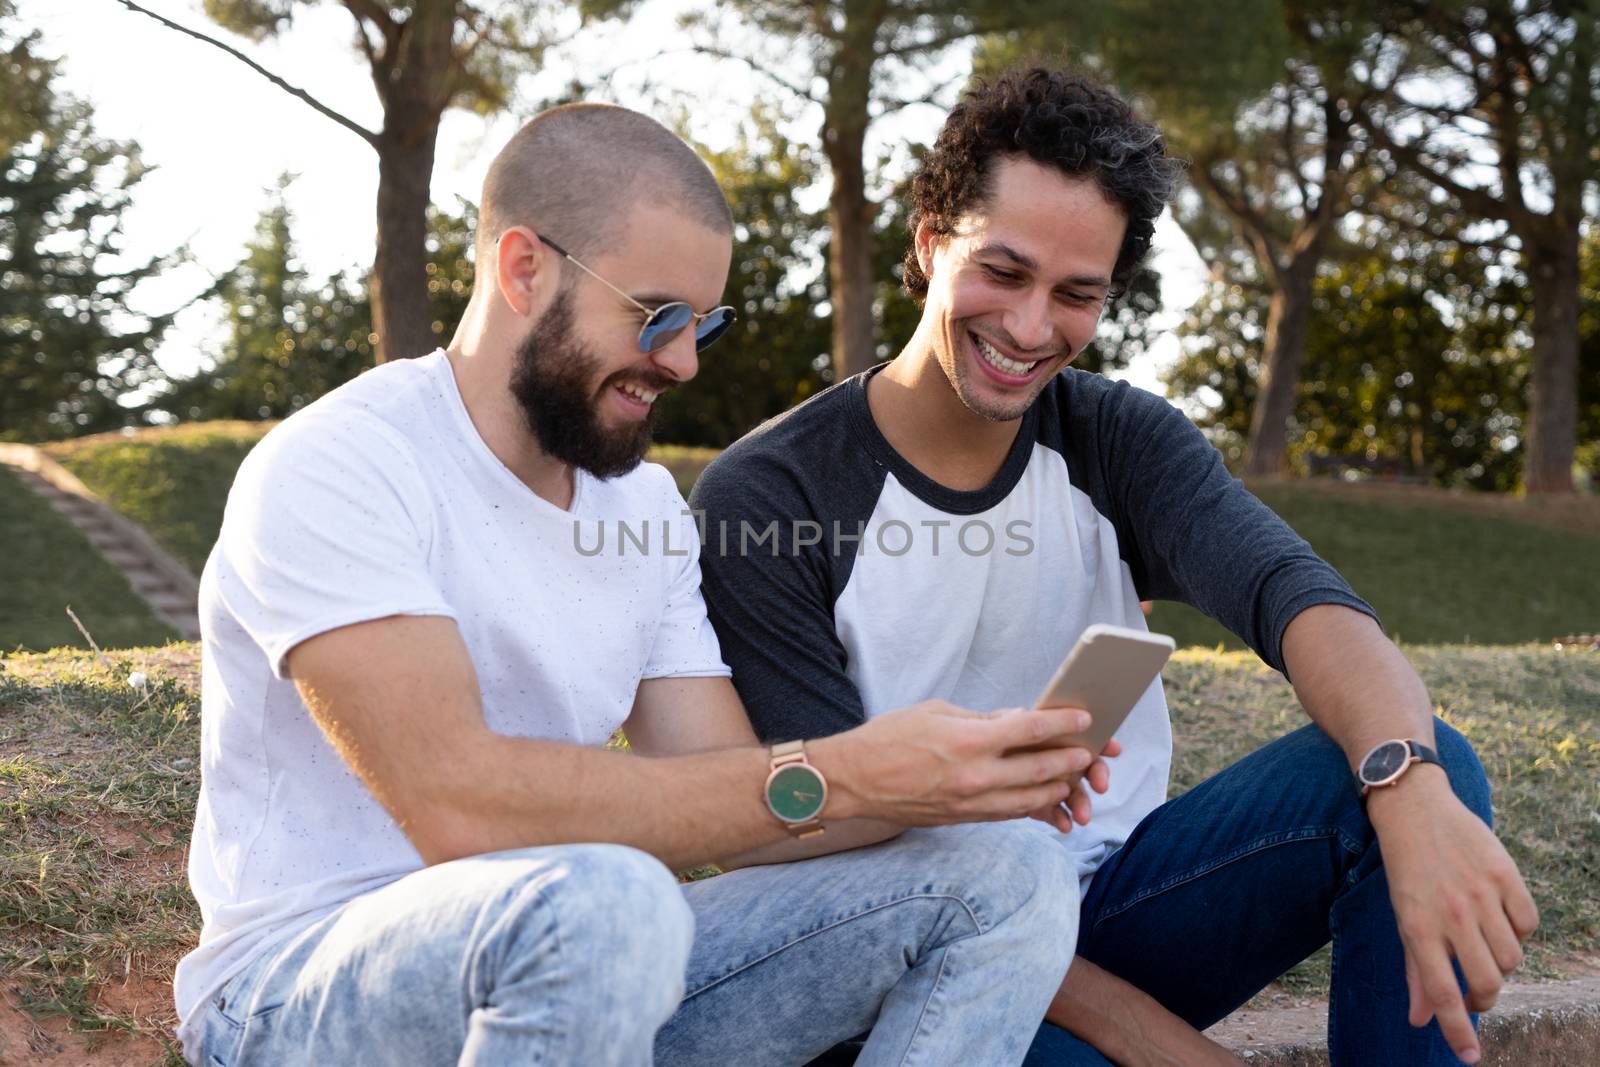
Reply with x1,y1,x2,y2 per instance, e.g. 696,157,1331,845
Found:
402,805,507,867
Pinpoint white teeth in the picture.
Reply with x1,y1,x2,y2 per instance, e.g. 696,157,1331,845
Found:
975,335,1033,376
619,383,658,404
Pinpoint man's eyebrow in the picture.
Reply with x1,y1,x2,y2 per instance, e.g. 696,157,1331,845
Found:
628,291,684,307
975,242,1112,289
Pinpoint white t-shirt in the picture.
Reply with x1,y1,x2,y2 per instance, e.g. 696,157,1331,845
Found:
174,350,728,1057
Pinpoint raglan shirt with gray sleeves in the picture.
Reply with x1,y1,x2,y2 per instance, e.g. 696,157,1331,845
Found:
690,364,1378,880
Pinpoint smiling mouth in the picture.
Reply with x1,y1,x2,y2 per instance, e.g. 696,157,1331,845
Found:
971,332,1055,379
615,381,660,407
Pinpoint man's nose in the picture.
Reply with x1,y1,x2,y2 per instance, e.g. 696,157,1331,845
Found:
650,327,700,384
1002,287,1055,352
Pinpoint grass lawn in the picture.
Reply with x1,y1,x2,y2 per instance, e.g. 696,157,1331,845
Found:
44,423,275,576
45,424,720,573
1147,481,1600,652
0,464,175,653
38,422,1599,652
1,642,1595,1063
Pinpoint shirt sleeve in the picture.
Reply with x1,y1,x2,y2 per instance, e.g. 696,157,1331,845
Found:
208,411,456,679
689,452,868,742
1097,385,1379,674
640,475,731,680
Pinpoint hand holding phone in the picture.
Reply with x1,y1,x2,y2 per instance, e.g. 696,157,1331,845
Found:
1026,623,1174,787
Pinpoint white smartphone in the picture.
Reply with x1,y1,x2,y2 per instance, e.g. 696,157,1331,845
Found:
1030,623,1176,784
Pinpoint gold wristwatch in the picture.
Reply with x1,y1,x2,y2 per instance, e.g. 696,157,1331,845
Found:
763,740,828,838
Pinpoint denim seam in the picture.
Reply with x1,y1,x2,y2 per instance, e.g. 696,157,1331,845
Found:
496,870,568,1067
897,946,950,1067
681,891,981,1000
1328,888,1343,1056
1092,825,1365,927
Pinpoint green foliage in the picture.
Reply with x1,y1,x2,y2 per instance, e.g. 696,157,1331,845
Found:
653,113,832,447
0,13,176,442
158,176,371,422
0,0,52,152
0,464,174,652
1168,230,1600,490
200,2,607,118
975,1,1295,145
423,196,475,342
156,192,474,424
1147,481,1600,652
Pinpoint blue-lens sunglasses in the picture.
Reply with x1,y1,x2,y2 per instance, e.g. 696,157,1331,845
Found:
537,234,735,353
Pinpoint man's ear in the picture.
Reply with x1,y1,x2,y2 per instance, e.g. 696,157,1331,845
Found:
496,226,553,317
913,217,943,278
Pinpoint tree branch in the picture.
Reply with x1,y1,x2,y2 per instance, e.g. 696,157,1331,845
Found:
687,44,821,104
1191,163,1284,278
878,27,976,60
1356,100,1521,226
112,0,378,147
873,80,959,119
341,0,398,39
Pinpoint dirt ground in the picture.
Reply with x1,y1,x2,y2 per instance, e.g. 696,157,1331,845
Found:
0,981,174,1067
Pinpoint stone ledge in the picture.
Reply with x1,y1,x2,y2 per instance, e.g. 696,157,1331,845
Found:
1208,976,1600,1066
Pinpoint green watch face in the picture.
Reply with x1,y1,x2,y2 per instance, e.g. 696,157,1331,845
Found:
766,763,826,823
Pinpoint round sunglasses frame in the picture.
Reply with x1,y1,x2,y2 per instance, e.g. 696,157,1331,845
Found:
536,234,735,353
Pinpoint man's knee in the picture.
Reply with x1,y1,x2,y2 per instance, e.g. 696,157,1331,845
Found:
545,843,693,956
915,823,1079,952
494,843,693,999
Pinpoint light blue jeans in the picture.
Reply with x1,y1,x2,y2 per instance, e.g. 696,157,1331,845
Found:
196,824,1078,1067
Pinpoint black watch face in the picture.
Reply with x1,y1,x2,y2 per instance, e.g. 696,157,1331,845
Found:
1361,740,1411,785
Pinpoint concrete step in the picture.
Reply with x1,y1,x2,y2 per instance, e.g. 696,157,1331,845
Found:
100,547,147,569
144,591,197,614
1208,976,1600,1065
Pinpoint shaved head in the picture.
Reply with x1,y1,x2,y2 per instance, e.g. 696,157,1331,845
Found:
475,103,732,279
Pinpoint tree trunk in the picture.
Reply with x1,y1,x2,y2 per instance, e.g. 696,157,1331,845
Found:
371,119,441,363
1521,222,1580,494
822,4,880,384
1243,258,1317,477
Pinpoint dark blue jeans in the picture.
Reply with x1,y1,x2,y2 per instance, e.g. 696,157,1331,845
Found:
1022,717,1490,1066
805,718,1490,1067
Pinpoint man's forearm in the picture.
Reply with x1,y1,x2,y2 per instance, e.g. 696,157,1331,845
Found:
1045,957,1240,1066
410,732,896,871
1280,604,1435,766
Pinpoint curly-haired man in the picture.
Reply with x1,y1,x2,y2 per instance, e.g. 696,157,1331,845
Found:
693,69,1536,1066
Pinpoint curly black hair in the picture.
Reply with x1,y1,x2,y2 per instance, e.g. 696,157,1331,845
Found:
902,68,1182,303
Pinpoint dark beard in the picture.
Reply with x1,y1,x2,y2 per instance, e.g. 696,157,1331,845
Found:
508,288,665,480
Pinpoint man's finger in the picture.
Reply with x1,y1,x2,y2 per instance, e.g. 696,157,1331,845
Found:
1483,909,1524,977
979,745,1095,791
1404,946,1425,1028
1084,757,1111,795
966,781,1075,820
1025,802,1074,834
980,706,1091,751
1065,780,1093,825
1453,926,1505,1014
1100,737,1123,758
1502,875,1540,941
1413,943,1479,1063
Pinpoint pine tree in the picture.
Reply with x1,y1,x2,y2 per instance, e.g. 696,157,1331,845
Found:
0,4,175,441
